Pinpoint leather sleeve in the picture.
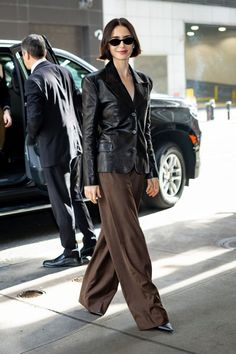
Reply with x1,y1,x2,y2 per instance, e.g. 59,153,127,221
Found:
144,77,159,179
25,78,45,144
82,75,99,186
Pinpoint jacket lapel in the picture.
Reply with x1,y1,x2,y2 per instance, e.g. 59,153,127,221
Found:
131,68,149,107
102,61,132,106
100,61,150,108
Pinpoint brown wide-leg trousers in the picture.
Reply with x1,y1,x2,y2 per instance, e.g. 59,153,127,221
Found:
79,170,169,330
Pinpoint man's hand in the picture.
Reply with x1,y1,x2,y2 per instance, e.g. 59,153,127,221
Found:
84,185,102,204
146,177,159,197
3,109,12,128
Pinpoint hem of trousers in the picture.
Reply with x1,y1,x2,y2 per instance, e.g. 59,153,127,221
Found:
137,320,170,331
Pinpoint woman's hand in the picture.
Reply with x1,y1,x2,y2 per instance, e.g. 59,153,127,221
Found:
3,109,12,128
146,177,159,197
84,185,101,204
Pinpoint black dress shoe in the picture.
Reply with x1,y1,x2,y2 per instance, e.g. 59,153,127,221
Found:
43,252,88,268
156,322,174,333
80,242,96,258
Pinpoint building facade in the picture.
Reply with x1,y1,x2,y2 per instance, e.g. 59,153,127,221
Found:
0,0,236,102
0,0,103,67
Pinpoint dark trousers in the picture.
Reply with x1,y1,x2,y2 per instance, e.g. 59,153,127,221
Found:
79,170,169,330
44,156,95,256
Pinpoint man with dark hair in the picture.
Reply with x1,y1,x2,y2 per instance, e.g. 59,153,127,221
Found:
22,34,96,268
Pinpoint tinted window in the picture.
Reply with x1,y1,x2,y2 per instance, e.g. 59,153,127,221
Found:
0,56,15,87
57,56,90,90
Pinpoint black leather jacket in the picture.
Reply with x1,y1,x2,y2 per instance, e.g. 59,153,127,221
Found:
82,60,158,186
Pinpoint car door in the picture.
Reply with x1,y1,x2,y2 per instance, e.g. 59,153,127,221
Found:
9,38,59,188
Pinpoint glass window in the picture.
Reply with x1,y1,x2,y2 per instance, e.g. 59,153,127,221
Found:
0,56,15,87
57,56,90,90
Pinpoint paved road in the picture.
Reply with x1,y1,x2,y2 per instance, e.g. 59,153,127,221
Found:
0,108,236,354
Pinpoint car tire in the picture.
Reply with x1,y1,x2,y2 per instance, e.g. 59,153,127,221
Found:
143,143,186,209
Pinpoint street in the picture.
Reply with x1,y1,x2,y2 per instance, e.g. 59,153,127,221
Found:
0,108,236,354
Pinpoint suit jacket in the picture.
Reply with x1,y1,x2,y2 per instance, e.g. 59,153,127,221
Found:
25,60,82,168
82,60,158,186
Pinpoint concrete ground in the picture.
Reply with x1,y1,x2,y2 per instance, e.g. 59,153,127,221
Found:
0,108,236,354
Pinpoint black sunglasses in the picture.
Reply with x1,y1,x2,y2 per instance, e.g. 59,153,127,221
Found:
108,37,134,47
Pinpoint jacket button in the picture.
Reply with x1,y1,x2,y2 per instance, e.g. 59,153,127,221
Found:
132,130,137,134
131,112,136,117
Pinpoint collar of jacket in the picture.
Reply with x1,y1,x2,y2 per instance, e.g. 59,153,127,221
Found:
99,60,149,106
32,60,51,73
103,60,147,85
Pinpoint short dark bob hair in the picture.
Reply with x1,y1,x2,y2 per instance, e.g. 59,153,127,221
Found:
99,18,141,61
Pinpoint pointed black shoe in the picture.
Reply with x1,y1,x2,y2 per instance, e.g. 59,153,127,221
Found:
80,242,96,258
43,252,88,268
156,322,174,333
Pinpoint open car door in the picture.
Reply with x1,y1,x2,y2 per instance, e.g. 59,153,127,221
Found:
9,37,59,188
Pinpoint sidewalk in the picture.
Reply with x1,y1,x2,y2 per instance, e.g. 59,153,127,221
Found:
1,205,236,354
1,115,236,354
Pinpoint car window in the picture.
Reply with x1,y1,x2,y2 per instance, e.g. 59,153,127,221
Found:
56,56,90,90
0,55,15,87
0,55,22,99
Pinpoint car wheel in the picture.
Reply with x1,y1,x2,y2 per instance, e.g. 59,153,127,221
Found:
143,143,186,209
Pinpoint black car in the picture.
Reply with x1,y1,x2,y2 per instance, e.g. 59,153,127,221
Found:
0,40,201,216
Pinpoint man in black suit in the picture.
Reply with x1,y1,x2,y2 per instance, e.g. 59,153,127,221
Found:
21,34,96,267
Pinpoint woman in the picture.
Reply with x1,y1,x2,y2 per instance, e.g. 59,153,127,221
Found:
79,18,173,332
0,75,12,129
0,74,12,159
